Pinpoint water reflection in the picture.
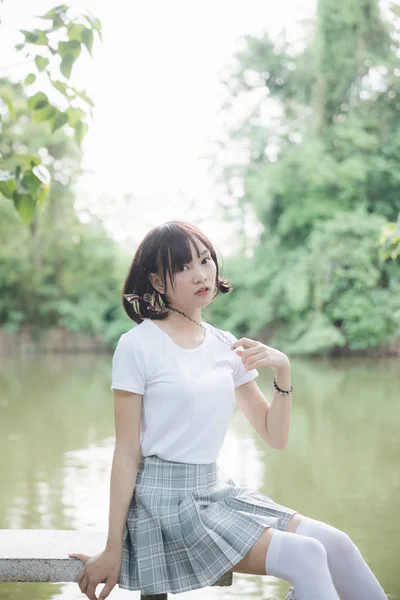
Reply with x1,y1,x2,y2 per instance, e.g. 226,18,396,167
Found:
0,353,398,599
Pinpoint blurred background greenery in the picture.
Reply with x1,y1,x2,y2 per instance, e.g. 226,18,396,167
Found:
1,1,400,355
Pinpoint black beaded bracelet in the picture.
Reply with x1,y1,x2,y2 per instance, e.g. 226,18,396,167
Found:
273,376,293,395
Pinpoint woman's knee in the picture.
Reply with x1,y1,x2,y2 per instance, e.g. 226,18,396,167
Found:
309,519,354,554
266,529,330,578
297,535,330,571
332,527,353,553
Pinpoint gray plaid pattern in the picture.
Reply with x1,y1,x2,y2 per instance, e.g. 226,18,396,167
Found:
119,455,298,595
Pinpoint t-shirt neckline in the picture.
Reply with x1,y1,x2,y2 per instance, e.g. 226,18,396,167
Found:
147,318,211,353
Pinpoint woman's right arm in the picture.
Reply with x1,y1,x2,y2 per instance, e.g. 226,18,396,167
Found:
106,388,143,551
70,389,143,600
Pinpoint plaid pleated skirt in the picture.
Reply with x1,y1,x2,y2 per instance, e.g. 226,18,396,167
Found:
119,454,298,595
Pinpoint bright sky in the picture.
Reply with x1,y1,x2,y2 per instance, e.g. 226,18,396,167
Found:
0,0,316,254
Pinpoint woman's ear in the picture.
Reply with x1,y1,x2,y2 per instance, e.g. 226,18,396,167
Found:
149,273,163,295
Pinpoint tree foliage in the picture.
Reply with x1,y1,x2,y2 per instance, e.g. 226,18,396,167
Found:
0,4,101,224
210,0,400,355
0,78,130,348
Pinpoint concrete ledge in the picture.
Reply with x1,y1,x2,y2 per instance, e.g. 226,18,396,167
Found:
0,529,296,599
0,529,107,582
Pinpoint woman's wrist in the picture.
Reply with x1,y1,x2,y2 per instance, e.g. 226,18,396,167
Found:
274,363,291,392
106,537,123,553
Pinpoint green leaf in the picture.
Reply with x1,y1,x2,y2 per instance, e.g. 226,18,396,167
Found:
0,171,17,199
21,169,43,195
58,40,81,60
66,106,85,127
74,120,89,146
85,15,102,41
20,29,48,46
12,154,41,167
15,175,29,194
20,29,39,43
13,192,36,224
37,184,50,210
37,4,69,20
47,17,65,32
72,88,95,107
24,73,36,85
27,91,49,110
0,93,16,121
60,55,75,79
31,104,57,123
15,43,24,51
35,56,49,71
82,28,94,56
50,79,69,97
68,23,85,42
50,110,69,132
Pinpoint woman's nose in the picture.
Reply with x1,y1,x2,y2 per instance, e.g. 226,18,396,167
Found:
193,268,207,282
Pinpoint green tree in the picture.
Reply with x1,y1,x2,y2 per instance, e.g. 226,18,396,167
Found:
0,78,129,346
211,0,400,355
0,4,101,224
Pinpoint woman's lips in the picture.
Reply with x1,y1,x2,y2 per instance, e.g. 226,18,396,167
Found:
195,288,210,295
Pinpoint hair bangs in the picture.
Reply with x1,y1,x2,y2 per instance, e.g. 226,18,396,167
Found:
157,230,206,292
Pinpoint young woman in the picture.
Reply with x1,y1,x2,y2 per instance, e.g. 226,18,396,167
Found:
69,220,388,600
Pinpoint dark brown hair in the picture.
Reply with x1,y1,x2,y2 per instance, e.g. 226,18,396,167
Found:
122,220,233,323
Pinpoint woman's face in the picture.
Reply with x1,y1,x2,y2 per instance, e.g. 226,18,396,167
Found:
152,239,217,311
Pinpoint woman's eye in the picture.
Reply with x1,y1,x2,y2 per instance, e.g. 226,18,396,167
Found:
178,257,211,271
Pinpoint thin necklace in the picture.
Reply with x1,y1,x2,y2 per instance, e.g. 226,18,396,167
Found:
167,305,234,349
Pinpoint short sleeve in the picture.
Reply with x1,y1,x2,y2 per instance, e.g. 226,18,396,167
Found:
111,334,147,395
222,330,260,388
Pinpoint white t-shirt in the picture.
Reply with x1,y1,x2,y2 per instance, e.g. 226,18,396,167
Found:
110,318,259,464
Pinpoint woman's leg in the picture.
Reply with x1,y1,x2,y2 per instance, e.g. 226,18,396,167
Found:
265,528,340,599
294,516,388,599
230,524,339,598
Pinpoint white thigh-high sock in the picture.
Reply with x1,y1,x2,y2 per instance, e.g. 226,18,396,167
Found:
264,528,340,599
296,517,388,600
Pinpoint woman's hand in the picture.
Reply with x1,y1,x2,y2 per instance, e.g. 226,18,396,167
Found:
232,337,290,372
68,548,122,600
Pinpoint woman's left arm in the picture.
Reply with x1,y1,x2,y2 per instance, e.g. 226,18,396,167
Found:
232,338,292,449
265,363,292,449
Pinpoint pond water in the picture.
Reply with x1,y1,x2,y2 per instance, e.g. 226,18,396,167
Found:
0,353,398,599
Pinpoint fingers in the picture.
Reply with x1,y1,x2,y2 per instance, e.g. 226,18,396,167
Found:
80,574,89,595
69,553,91,563
241,347,265,367
86,581,99,600
68,552,115,599
73,564,86,586
69,553,91,588
98,581,117,600
233,337,255,348
77,569,86,587
79,573,97,600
